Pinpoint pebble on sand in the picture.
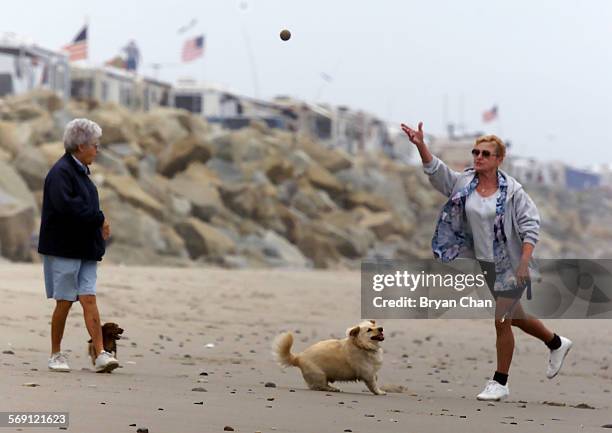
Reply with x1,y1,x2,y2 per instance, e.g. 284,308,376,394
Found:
264,382,276,388
223,427,234,431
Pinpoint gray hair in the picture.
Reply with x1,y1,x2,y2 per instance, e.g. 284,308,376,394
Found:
63,118,102,153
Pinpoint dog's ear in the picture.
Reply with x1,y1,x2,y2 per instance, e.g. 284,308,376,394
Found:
349,326,360,338
369,320,376,325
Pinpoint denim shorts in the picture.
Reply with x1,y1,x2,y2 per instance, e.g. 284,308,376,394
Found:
43,255,97,301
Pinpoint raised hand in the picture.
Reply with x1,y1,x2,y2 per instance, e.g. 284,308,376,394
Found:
400,121,425,146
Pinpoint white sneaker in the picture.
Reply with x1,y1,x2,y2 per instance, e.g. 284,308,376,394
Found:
48,352,71,372
477,380,509,401
547,336,572,379
94,351,119,373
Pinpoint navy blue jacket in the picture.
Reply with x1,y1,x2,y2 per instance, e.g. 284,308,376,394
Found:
38,153,106,261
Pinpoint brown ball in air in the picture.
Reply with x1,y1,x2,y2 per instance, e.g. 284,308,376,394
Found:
280,29,291,41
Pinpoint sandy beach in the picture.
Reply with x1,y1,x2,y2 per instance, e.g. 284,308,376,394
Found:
1,263,610,433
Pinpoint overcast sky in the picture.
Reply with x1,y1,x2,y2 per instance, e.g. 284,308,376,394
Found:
3,0,611,167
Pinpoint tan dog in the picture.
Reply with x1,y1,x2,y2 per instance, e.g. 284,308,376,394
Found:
273,320,385,395
88,322,123,365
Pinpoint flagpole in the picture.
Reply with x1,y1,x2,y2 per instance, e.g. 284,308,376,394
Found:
240,24,260,99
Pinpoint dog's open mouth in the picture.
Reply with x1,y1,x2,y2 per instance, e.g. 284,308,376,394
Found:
371,334,384,341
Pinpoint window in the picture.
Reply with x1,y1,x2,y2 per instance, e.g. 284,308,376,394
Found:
71,79,93,99
175,95,202,113
0,73,14,96
101,81,109,101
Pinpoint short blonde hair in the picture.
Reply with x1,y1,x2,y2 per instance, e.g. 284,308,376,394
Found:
475,135,506,159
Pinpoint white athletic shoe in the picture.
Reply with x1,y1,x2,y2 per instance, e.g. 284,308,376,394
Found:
48,352,71,372
477,380,509,401
547,336,573,379
94,351,119,373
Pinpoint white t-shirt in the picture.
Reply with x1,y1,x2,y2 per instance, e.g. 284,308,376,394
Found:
465,189,500,261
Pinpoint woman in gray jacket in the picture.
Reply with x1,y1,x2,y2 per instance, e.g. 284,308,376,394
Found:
401,121,572,401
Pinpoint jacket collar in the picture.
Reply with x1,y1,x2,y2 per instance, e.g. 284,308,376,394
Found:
64,152,91,175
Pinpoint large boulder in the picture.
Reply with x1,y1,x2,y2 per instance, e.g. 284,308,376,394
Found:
174,218,236,259
0,161,37,209
212,128,276,163
0,191,35,261
298,137,352,172
238,230,311,268
343,190,391,212
295,230,341,269
135,108,191,152
89,105,138,145
157,134,212,177
168,163,225,221
0,120,22,157
3,88,63,114
39,142,65,166
305,164,345,196
358,211,413,240
13,146,50,190
100,191,187,258
103,174,164,219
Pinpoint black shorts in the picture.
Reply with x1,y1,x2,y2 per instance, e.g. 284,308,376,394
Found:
478,260,525,300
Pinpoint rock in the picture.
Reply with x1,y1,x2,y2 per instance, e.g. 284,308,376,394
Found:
265,157,295,184
213,128,275,163
0,192,35,261
299,137,352,172
169,165,225,221
219,183,282,230
223,427,234,432
136,428,149,433
175,218,236,259
0,161,37,209
89,106,138,145
2,350,15,354
343,190,390,212
136,107,191,154
305,164,344,196
288,184,338,218
191,387,207,392
13,146,50,190
104,175,164,219
158,134,211,177
0,121,22,157
264,382,276,388
240,231,310,268
358,211,411,240
6,88,63,113
296,231,341,268
39,142,66,166
100,194,186,258
93,149,130,175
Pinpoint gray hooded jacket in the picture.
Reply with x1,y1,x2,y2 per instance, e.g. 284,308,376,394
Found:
423,156,540,273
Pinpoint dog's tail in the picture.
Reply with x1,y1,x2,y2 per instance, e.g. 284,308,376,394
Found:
273,332,299,368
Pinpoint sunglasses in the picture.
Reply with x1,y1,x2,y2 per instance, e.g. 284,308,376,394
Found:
471,149,497,158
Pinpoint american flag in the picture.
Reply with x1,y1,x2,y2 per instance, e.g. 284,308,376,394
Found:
62,25,88,61
181,35,205,62
482,105,498,123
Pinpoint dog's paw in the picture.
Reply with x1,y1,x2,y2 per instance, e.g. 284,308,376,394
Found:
375,390,387,396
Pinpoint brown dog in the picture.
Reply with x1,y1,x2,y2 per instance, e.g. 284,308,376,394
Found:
88,322,123,365
273,320,385,395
